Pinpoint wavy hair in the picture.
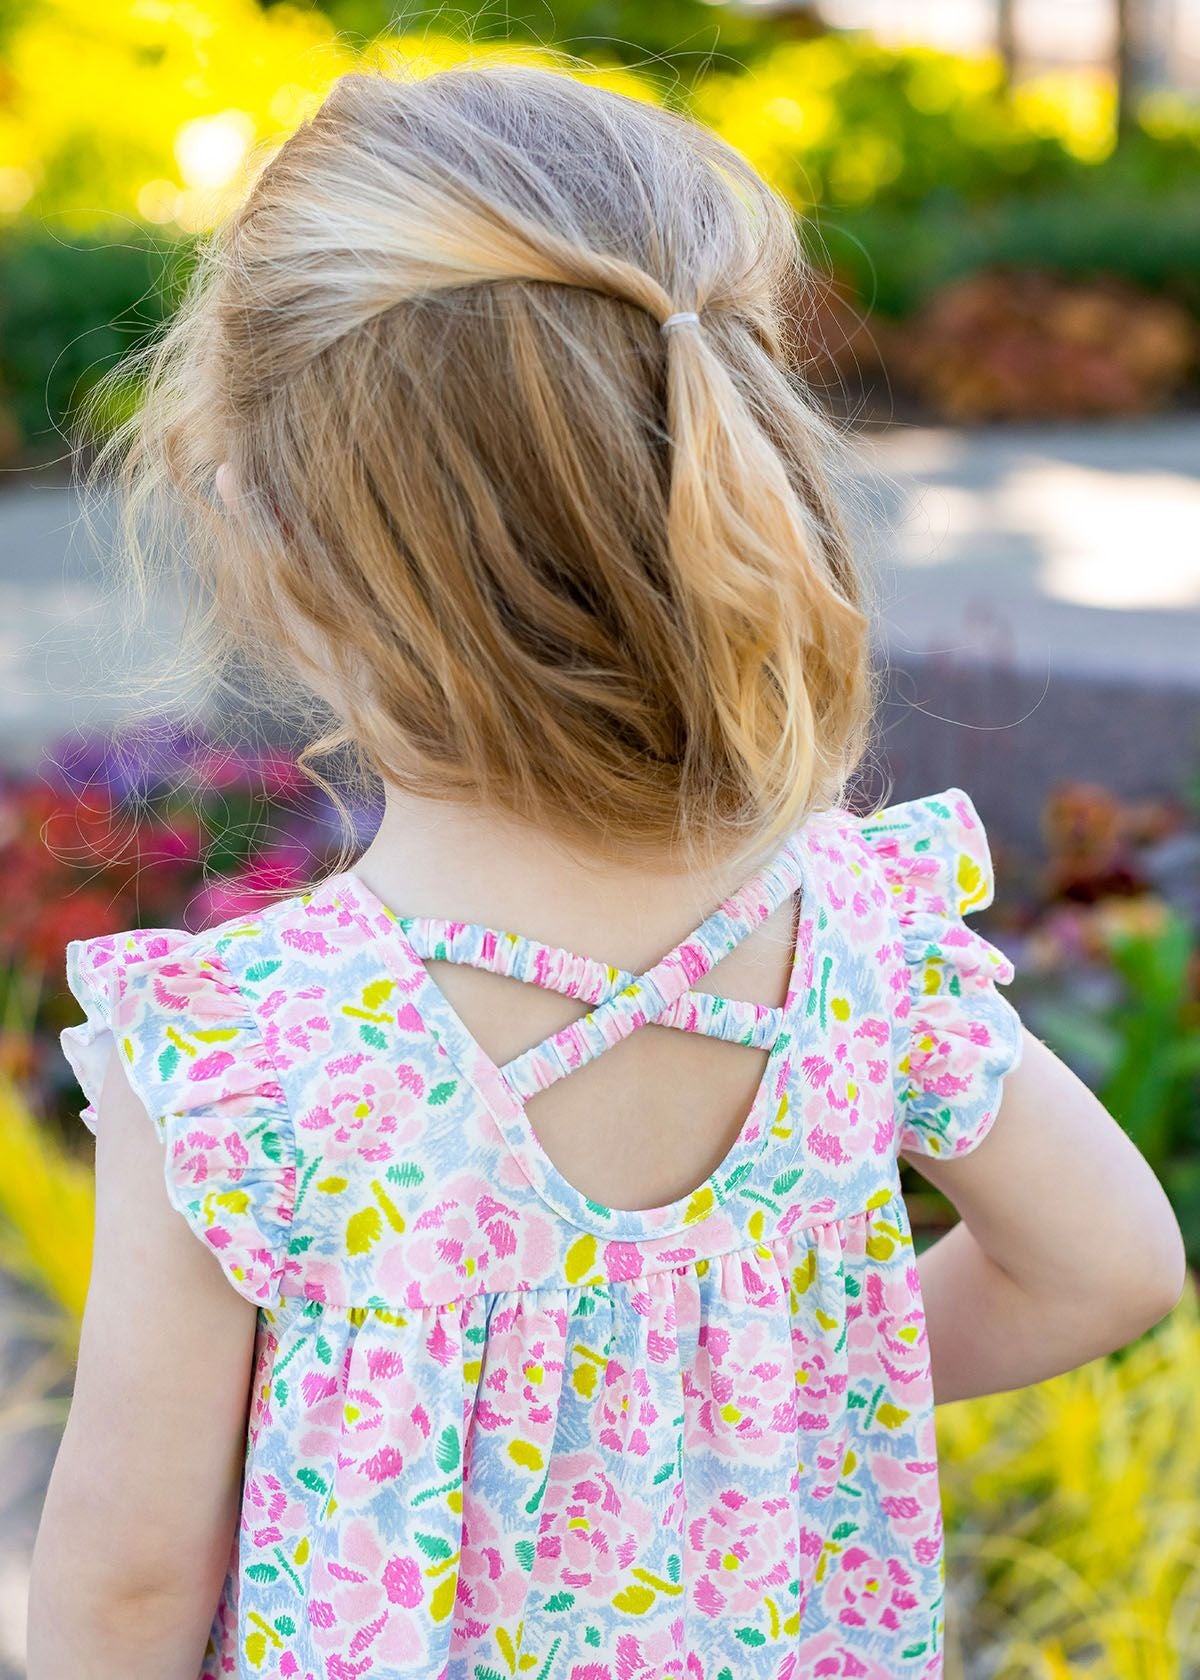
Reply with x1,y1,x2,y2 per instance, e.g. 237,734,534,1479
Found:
88,52,876,883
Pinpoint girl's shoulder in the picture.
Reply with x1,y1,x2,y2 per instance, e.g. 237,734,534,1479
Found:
811,783,1000,916
61,907,301,1309
817,784,1024,1162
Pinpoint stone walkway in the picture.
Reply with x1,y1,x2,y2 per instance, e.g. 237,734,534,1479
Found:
854,418,1200,688
0,418,1197,775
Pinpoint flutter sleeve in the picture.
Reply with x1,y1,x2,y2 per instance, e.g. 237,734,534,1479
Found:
859,787,1025,1160
61,927,295,1307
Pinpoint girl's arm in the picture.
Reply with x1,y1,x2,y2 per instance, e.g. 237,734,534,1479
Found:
910,1026,1190,1406
28,1050,259,1679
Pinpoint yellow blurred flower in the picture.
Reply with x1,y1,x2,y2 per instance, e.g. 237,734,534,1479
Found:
939,1278,1200,1676
1013,67,1117,163
2,1,658,235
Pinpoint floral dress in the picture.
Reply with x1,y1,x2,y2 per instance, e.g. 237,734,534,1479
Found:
60,786,1023,1680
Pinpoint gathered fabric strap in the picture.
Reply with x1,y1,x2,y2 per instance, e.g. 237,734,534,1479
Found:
400,831,806,1105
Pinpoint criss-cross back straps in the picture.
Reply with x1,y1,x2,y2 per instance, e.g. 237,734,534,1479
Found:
478,831,807,1105
399,918,787,1053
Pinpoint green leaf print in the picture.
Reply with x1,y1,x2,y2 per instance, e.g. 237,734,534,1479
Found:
157,1043,180,1083
296,1468,328,1495
524,1472,549,1516
244,959,283,983
831,1520,859,1541
428,1080,457,1105
246,1563,278,1583
514,1540,535,1572
903,1642,930,1659
735,1627,766,1646
359,1022,389,1051
535,1641,562,1680
771,1168,804,1196
414,1531,453,1563
387,1161,425,1188
435,1424,461,1473
542,1592,575,1612
274,1378,288,1407
274,1616,296,1637
585,1627,601,1647
260,1130,283,1163
473,1667,507,1680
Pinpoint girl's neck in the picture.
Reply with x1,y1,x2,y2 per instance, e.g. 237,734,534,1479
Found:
349,786,777,967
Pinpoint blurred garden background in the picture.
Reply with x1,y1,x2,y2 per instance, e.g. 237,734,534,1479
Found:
2,0,1200,1674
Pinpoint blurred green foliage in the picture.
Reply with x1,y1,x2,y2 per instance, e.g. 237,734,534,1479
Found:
1036,915,1200,1264
306,0,778,69
0,2,1198,456
817,187,1200,321
693,35,1087,213
0,229,194,456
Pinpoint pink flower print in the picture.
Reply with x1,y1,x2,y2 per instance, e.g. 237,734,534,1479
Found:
280,925,341,960
612,1623,689,1677
684,1315,797,1461
382,1554,423,1608
604,1240,644,1283
687,1487,798,1619
848,1264,932,1394
453,1498,532,1625
821,1545,923,1637
186,1047,236,1084
307,1519,391,1652
796,1626,905,1679
405,1203,484,1290
531,1450,656,1601
298,1057,427,1152
806,1432,853,1503
242,1470,309,1553
869,1449,942,1563
597,1360,658,1457
392,1174,558,1300
331,1349,433,1506
468,1299,567,1447
789,1334,846,1433
297,1259,345,1308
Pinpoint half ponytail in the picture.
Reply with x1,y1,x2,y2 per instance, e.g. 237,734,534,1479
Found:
95,54,874,881
659,302,869,866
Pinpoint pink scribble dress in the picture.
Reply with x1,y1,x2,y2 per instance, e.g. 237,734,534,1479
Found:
61,785,1023,1679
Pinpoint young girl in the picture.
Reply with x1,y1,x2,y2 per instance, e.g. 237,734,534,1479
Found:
30,57,1186,1680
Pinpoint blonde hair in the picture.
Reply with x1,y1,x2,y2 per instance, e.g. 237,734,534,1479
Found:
90,53,875,882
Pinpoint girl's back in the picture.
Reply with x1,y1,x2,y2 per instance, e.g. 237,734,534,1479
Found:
30,51,1185,1680
59,786,1018,1676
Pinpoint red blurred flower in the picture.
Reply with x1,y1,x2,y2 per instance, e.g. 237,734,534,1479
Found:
190,848,317,928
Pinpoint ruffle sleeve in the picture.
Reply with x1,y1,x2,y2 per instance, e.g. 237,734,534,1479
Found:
859,787,1025,1159
60,927,295,1307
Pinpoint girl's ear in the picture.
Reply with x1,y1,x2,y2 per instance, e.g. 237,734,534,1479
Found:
215,462,237,508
